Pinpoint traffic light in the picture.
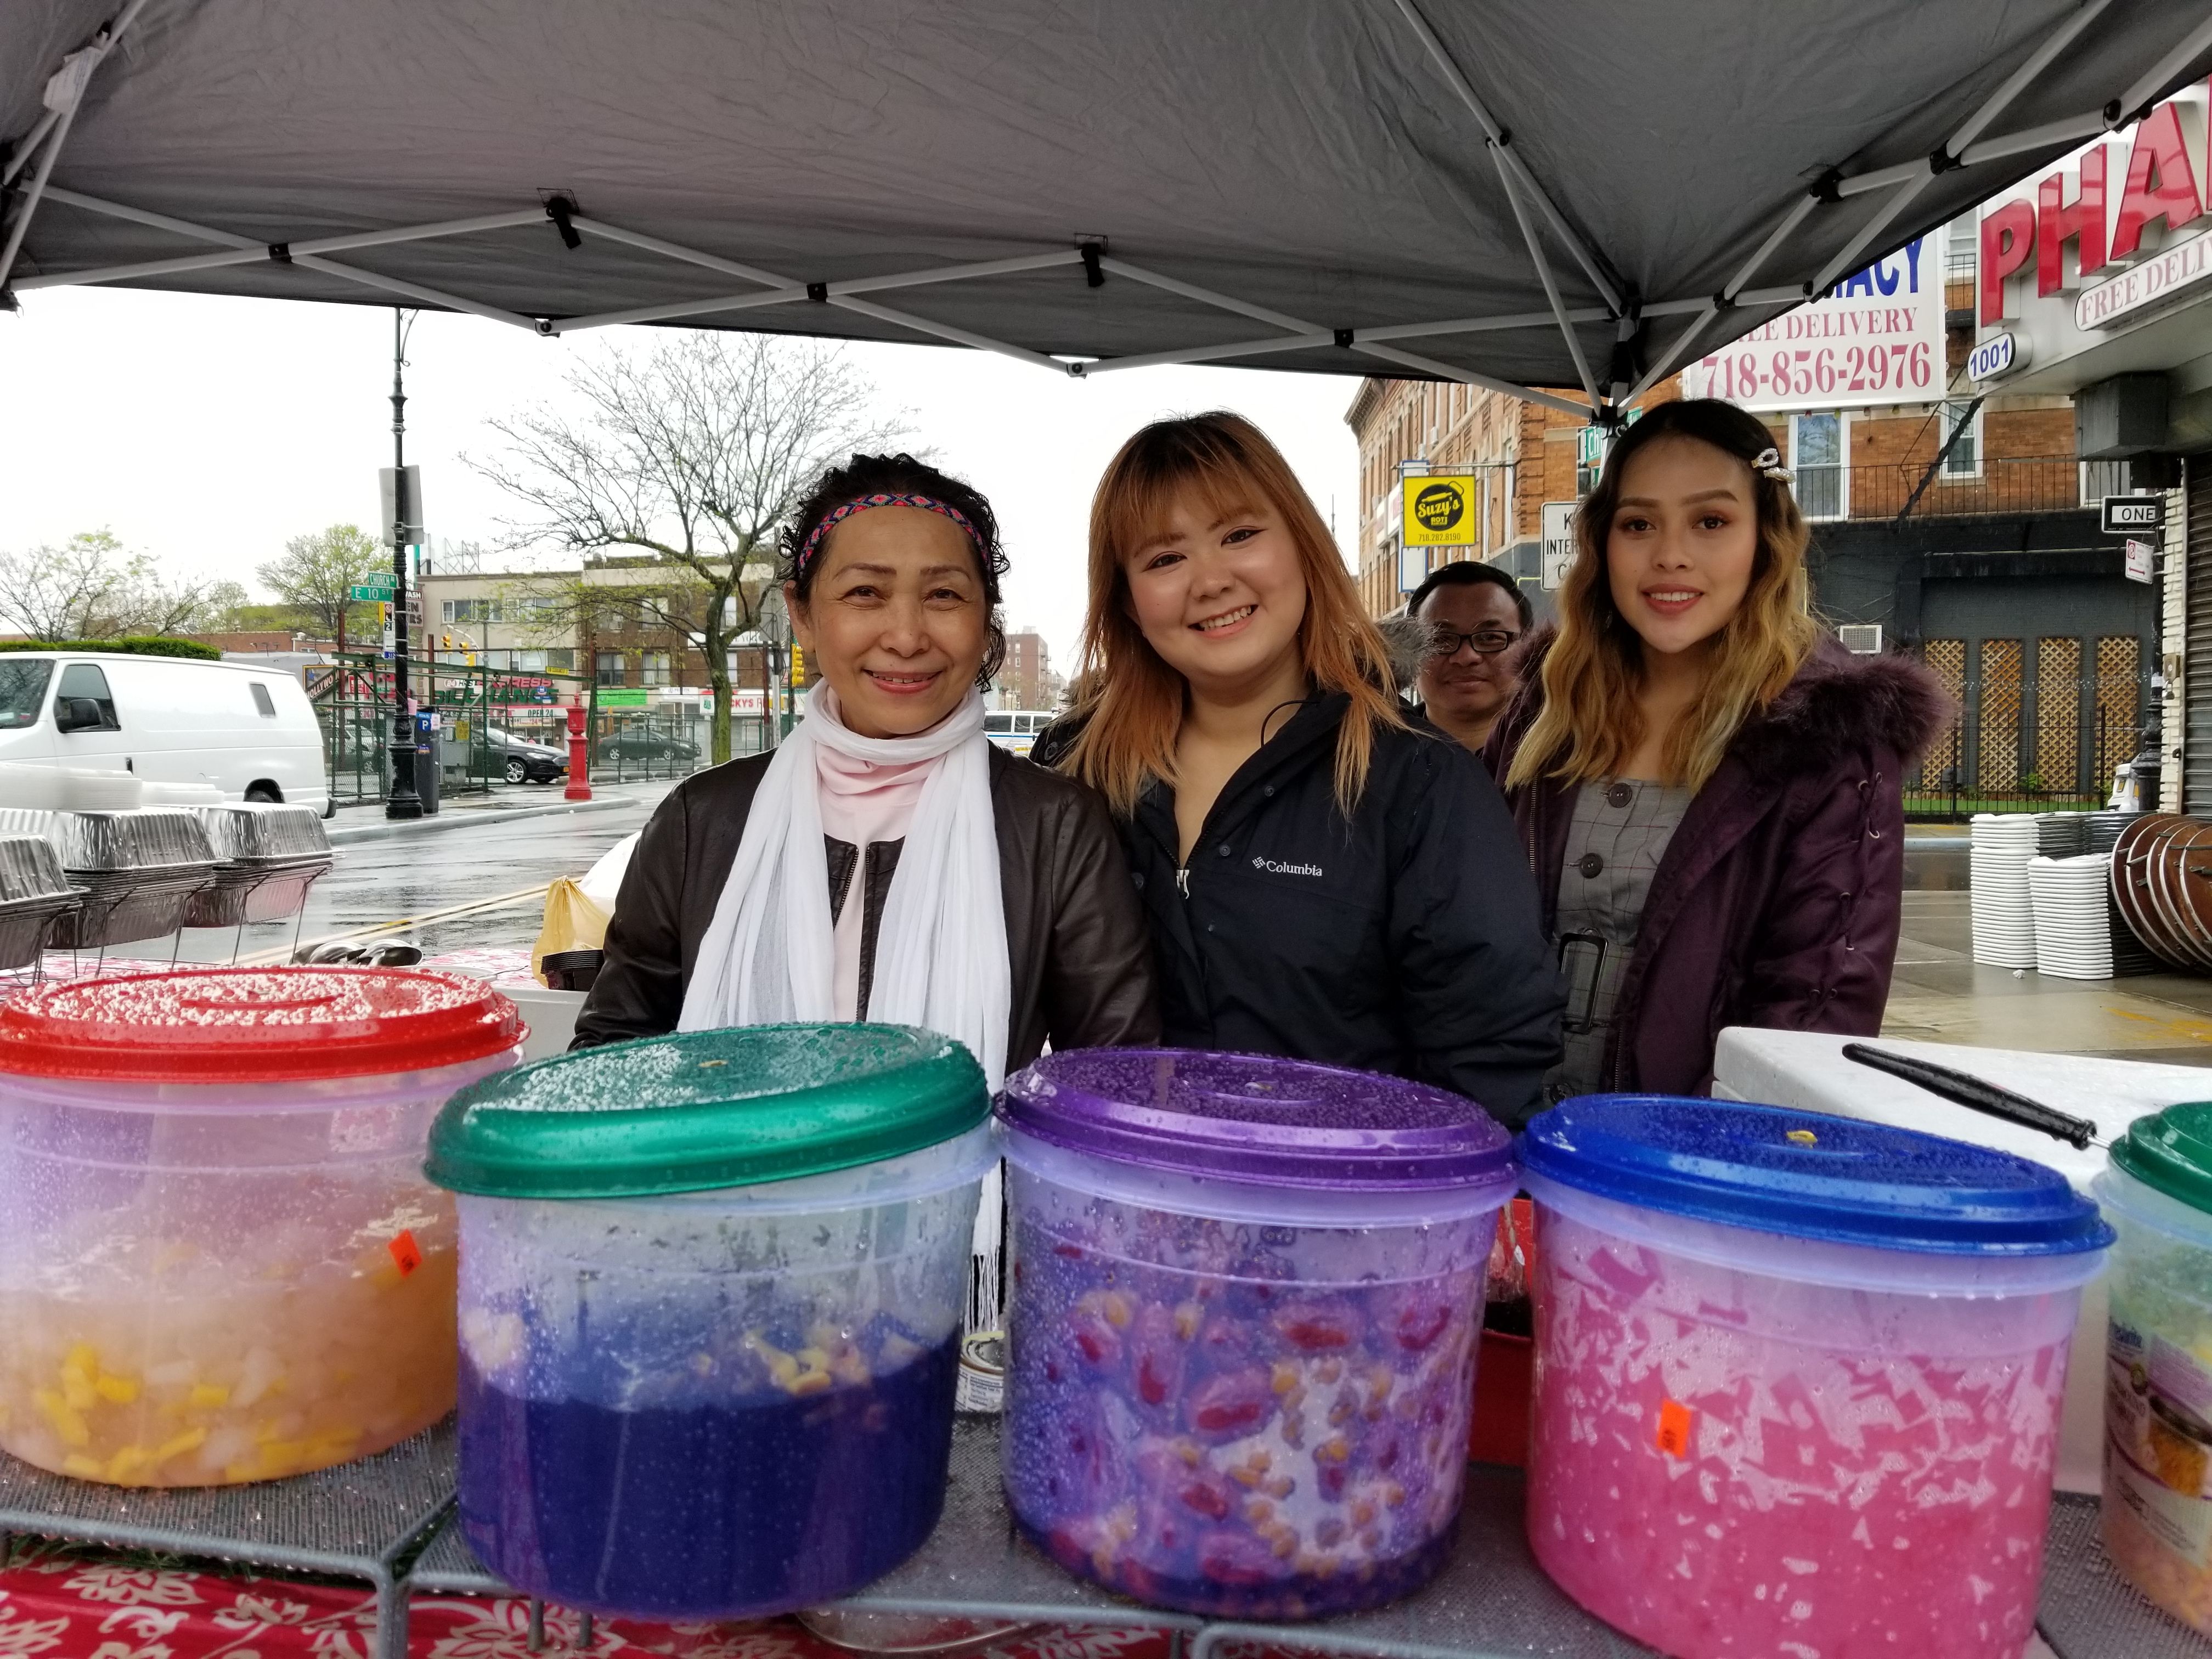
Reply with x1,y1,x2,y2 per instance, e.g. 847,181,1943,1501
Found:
442,632,453,650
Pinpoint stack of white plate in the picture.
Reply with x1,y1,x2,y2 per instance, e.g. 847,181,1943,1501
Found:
2029,854,2115,980
1971,814,2041,969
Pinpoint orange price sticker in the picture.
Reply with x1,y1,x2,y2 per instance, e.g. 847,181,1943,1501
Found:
1655,1398,1694,1459
388,1229,423,1278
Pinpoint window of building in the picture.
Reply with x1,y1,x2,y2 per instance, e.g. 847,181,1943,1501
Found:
596,652,627,687
2080,459,2130,506
517,650,547,673
1939,401,1982,478
1791,411,1847,520
543,649,574,672
640,652,672,686
483,650,511,670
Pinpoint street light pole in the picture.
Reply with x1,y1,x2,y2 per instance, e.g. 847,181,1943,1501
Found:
385,307,424,820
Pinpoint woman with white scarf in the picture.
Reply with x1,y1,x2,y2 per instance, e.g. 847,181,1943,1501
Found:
574,450,1159,1079
577,455,1159,1412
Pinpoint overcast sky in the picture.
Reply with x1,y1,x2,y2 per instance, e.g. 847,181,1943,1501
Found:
0,287,1363,667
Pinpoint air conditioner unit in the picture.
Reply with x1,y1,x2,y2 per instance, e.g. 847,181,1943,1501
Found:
1838,624,1883,655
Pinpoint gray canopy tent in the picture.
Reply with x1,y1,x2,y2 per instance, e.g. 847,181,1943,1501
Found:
6,1,2212,421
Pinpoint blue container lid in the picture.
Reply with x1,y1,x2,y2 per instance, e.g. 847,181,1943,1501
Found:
1519,1095,2114,1257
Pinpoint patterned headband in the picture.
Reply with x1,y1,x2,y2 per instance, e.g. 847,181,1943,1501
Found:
797,492,980,574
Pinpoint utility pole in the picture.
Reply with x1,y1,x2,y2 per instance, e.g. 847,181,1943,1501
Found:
386,308,423,819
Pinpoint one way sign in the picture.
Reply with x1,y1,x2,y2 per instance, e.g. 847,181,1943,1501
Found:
2103,495,2166,534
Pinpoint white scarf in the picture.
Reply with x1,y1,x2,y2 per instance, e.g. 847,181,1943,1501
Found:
678,680,1011,1089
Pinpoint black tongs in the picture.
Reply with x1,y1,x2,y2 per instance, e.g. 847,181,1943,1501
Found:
1841,1042,2101,1150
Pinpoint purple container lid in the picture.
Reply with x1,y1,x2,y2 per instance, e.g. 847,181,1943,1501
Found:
996,1047,1514,1192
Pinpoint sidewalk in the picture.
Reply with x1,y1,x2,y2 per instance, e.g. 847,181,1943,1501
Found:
1892,878,2212,1069
325,781,675,845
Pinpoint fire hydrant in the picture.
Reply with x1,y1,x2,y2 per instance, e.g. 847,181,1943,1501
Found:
565,699,592,802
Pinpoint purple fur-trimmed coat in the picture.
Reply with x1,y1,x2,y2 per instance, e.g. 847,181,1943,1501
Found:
1483,633,1954,1097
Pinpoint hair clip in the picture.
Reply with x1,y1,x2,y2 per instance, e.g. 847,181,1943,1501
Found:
1752,446,1795,483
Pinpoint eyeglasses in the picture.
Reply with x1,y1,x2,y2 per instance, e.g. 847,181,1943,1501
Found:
1424,627,1520,659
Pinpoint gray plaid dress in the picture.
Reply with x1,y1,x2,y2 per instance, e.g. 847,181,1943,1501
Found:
1545,777,1695,1103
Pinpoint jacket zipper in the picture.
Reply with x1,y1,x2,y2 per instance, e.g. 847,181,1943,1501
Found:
1176,865,1190,899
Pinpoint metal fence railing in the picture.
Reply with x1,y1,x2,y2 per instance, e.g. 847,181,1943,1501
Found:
311,657,767,805
1799,458,2087,524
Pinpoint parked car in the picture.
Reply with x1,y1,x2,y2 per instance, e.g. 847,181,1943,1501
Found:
0,651,330,811
600,731,701,762
472,725,568,785
984,709,1056,758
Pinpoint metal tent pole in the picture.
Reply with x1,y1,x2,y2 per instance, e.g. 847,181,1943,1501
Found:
386,309,423,821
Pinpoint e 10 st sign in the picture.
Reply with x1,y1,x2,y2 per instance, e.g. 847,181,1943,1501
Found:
1680,237,1944,413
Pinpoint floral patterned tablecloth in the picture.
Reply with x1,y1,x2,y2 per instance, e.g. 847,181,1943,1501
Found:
0,1536,1176,1659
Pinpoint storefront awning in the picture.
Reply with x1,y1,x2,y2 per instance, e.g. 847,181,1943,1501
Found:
7,0,2212,418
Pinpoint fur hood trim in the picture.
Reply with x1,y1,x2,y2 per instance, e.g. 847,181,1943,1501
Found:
1504,627,1955,776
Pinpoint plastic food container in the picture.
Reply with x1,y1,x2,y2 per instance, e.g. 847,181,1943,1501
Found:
2097,1101,2212,1633
0,968,522,1486
996,1048,1516,1620
1520,1096,2113,1659
426,1023,993,1621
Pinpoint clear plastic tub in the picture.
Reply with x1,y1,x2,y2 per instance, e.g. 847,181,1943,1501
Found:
428,1023,994,1621
2096,1105,2212,1635
996,1049,1517,1620
0,968,522,1486
1521,1096,2111,1659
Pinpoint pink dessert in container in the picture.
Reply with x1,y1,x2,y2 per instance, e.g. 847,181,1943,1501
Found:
995,1048,1517,1620
1519,1094,2112,1659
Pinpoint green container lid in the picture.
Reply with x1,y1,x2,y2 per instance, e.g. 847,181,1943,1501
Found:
2109,1101,2212,1216
424,1023,988,1199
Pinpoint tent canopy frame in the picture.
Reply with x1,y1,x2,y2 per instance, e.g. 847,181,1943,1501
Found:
7,1,2212,422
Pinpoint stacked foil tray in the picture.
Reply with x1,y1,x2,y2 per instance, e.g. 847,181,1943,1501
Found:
0,835,86,970
48,809,219,949
185,804,336,927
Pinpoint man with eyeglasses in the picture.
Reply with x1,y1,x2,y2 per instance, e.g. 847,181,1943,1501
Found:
1404,560,1534,753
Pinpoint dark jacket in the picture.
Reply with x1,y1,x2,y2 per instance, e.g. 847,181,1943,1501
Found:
573,743,1161,1062
1040,693,1564,1127
1484,634,1953,1096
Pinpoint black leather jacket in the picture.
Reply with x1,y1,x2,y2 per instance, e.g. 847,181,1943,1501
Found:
572,743,1161,1062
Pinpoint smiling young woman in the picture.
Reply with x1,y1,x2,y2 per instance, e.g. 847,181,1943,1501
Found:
574,452,1158,1077
1486,398,1951,1100
1043,411,1562,1128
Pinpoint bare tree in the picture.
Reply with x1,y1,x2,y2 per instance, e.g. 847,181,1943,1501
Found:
471,333,906,764
0,529,223,640
257,524,386,651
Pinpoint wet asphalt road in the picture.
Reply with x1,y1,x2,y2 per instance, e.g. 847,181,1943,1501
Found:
159,781,682,967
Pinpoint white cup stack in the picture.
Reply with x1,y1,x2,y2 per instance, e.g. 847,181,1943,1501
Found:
2028,853,2115,980
1970,813,2041,969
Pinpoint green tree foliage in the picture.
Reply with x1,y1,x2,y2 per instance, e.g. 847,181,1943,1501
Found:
257,524,387,642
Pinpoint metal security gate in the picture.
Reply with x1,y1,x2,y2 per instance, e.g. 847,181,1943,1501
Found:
2188,459,2212,812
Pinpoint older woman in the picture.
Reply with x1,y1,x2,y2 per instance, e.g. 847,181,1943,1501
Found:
575,452,1158,1073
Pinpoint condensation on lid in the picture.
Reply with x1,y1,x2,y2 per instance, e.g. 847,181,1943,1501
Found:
1520,1093,2115,1257
0,967,524,1083
996,1047,1514,1191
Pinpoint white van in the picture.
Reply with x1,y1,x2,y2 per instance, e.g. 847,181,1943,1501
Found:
983,710,1057,758
0,652,330,812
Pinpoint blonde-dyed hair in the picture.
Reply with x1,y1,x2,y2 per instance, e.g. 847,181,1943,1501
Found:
1505,399,1821,795
1061,411,1404,815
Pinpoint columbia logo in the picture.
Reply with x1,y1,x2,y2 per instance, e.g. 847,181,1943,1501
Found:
1252,856,1324,877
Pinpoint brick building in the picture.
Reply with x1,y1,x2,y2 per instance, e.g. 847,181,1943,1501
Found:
994,627,1063,712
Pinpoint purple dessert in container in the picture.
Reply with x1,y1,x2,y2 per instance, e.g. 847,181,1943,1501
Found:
995,1048,1516,1620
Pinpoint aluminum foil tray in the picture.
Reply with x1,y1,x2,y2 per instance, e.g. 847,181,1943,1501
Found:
54,809,217,872
0,891,83,970
195,803,332,860
184,856,333,928
53,868,215,948
0,835,70,904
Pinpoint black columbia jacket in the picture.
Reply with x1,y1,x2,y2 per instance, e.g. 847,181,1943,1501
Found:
1041,693,1563,1127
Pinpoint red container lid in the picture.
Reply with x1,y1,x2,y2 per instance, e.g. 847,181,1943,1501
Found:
0,967,524,1083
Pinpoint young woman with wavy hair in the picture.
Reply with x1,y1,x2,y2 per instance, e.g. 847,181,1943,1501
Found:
1042,411,1561,1127
1486,398,1951,1099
